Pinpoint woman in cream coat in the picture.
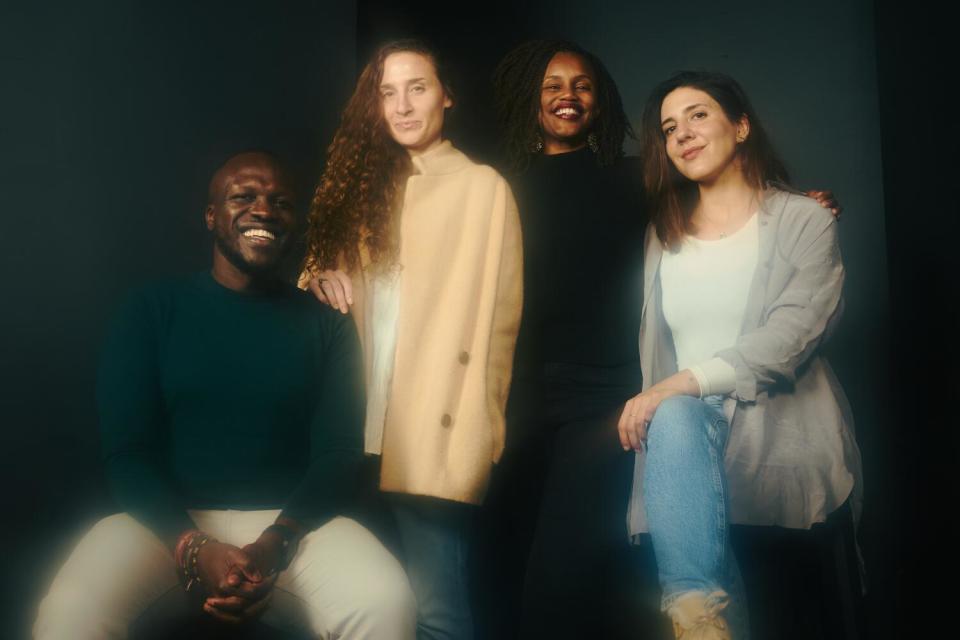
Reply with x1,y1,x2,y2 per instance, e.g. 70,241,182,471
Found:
300,40,521,640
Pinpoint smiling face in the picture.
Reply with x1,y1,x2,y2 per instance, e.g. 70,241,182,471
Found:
380,51,452,156
538,51,598,154
205,153,296,284
660,86,750,184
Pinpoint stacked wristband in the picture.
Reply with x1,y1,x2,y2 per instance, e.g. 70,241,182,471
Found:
174,530,216,592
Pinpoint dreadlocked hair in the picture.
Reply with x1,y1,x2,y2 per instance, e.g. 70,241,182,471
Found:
492,39,634,175
304,40,453,275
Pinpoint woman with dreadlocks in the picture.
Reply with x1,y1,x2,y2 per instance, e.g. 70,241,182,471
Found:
300,40,522,640
483,40,649,639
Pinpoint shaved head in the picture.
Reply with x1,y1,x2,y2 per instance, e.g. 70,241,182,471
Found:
204,151,298,291
207,151,293,205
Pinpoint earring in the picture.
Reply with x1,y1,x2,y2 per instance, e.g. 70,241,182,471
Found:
587,132,599,153
531,132,544,153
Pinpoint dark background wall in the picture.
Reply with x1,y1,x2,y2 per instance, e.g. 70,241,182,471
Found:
872,0,958,624
1,0,952,637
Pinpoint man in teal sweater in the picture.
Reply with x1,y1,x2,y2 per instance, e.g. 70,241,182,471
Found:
34,152,415,639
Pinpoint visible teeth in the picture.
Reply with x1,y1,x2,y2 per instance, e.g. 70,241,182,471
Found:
243,229,276,240
554,107,579,116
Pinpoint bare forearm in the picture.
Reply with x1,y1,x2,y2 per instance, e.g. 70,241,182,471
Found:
649,369,701,398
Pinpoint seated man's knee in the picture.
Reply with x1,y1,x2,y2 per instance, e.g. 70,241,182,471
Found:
35,514,174,639
47,514,166,586
78,514,169,578
294,518,416,638
320,555,416,639
360,559,417,628
88,513,162,551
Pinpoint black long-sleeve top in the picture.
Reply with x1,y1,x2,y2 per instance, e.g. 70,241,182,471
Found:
97,272,365,545
510,147,648,378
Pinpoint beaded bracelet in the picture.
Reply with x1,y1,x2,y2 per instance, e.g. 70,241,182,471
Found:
174,530,216,592
174,529,199,571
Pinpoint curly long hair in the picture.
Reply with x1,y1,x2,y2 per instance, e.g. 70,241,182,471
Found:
492,39,634,174
640,70,789,250
303,40,454,274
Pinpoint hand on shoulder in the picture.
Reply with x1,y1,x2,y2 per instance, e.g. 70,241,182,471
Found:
304,269,353,314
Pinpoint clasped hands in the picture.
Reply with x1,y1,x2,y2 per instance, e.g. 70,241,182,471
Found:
195,536,282,624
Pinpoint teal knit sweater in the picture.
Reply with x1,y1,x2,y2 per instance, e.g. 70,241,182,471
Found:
98,272,365,544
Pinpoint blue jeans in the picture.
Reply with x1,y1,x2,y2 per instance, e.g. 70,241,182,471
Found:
643,395,749,638
388,495,475,640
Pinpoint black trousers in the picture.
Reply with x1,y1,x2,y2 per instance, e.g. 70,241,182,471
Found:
475,362,667,639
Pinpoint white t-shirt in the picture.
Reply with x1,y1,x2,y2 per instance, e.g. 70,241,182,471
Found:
659,213,759,396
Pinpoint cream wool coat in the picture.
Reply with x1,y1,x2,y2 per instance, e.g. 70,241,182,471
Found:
303,141,522,505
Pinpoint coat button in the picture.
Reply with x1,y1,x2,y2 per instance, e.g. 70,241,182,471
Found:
458,351,470,365
441,414,453,427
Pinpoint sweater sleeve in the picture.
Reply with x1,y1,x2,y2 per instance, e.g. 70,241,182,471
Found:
281,309,365,528
688,357,738,397
98,290,195,548
716,202,844,402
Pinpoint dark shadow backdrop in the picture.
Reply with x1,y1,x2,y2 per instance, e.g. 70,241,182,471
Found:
1,0,953,637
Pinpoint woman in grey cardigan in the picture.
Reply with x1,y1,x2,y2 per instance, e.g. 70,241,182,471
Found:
619,71,862,640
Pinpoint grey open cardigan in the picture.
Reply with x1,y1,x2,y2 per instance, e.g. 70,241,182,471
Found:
628,188,863,537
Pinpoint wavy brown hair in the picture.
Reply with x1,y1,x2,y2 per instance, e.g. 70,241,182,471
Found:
303,40,454,273
640,71,789,250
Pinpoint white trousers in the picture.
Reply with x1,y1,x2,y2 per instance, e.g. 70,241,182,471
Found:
34,511,416,639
